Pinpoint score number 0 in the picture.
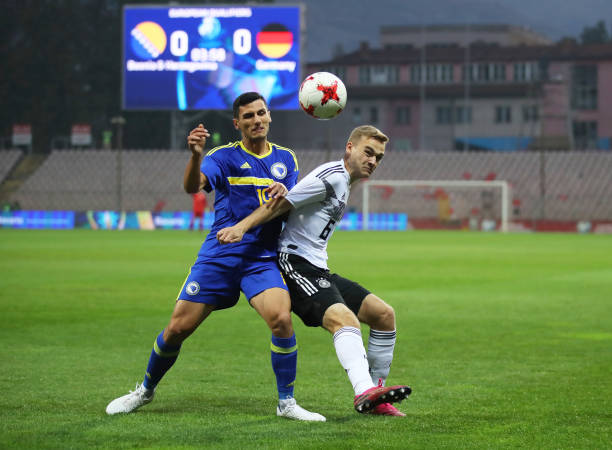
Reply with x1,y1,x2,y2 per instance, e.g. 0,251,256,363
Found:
169,28,252,60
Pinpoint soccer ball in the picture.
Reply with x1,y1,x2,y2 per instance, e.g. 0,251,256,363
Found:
298,72,347,119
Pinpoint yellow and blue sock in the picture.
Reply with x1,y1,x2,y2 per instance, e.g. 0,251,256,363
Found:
143,331,181,390
270,334,297,400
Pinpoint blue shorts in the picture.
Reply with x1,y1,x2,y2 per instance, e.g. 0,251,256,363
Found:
176,255,287,309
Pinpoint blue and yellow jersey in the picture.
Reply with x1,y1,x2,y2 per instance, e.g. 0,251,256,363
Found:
198,140,299,259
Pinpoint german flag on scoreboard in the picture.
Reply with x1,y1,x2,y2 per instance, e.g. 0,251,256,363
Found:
256,23,293,59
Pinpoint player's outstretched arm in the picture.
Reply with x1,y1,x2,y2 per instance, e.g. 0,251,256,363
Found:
217,197,293,244
184,124,210,193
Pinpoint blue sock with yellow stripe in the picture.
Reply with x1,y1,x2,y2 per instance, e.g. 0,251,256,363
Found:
271,334,297,400
143,331,181,390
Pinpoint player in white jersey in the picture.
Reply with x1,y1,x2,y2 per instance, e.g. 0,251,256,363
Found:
217,125,411,416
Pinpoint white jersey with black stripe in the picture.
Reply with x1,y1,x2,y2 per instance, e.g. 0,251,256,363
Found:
278,160,350,269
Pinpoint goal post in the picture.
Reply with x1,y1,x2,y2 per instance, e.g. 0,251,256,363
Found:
362,180,511,232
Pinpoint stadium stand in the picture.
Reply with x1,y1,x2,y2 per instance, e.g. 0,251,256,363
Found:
0,150,23,183
12,150,118,210
358,151,612,221
8,149,612,221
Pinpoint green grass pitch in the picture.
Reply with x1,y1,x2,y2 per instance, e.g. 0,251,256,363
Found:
0,229,611,449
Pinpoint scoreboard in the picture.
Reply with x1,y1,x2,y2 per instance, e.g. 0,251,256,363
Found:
122,5,302,110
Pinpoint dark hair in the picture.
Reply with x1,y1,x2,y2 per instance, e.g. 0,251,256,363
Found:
232,92,267,118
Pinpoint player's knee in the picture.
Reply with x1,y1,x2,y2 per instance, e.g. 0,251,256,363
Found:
323,304,359,333
360,295,396,330
268,310,293,336
165,319,197,343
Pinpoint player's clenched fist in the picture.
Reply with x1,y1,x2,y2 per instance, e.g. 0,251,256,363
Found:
266,182,288,199
216,225,245,244
187,124,210,155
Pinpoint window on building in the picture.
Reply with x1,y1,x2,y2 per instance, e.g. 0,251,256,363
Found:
572,65,598,110
359,66,370,84
410,65,420,83
325,66,346,80
455,106,472,124
425,64,438,83
360,65,398,85
436,106,452,124
462,63,506,83
411,64,454,83
522,105,539,122
492,63,506,81
478,63,491,82
435,105,472,124
495,106,512,123
538,60,549,81
573,121,598,149
370,107,378,124
462,64,470,82
395,106,411,125
352,107,362,124
513,63,526,81
440,64,454,82
394,138,412,150
513,62,540,82
391,66,399,83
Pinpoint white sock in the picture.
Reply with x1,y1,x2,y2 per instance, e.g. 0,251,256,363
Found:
333,327,375,395
367,329,396,386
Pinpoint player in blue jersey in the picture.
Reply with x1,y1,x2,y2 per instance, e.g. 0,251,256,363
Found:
105,92,325,421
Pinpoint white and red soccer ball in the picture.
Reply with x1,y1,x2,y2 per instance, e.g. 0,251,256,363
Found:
298,72,347,119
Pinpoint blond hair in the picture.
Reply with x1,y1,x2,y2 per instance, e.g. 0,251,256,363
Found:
347,125,389,146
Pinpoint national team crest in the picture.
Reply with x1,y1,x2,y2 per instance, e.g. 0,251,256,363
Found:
271,162,287,180
186,281,200,295
317,278,331,288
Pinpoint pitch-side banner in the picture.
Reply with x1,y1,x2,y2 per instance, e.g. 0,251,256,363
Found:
0,211,407,231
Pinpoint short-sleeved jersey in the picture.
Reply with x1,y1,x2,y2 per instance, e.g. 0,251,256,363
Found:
278,160,350,269
198,140,298,260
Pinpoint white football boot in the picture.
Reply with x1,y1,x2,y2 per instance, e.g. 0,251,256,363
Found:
106,383,155,415
276,398,326,422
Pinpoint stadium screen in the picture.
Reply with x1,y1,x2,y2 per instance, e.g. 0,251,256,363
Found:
122,5,302,110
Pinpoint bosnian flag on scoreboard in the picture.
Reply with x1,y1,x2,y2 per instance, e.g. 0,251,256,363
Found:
256,23,293,59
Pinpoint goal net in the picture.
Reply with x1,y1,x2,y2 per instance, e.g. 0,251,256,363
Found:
361,180,510,232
